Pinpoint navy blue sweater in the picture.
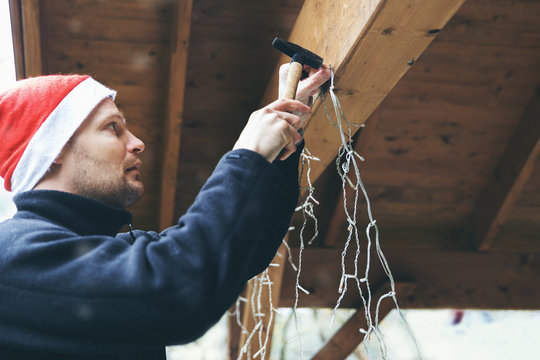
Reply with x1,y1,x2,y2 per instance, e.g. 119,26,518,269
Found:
0,147,301,359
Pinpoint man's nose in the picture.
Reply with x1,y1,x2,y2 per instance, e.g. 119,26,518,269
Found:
127,131,145,154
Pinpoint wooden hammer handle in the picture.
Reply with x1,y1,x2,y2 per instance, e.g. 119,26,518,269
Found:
283,61,303,100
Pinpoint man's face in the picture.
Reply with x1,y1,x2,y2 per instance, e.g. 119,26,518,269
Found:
59,98,145,208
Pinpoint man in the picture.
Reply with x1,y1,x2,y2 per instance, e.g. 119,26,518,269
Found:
0,64,330,359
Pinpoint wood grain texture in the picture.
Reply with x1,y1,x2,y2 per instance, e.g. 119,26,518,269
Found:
42,0,174,230
173,0,304,218
261,0,466,195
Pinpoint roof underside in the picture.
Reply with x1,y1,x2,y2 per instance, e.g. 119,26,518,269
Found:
10,0,540,307
9,0,540,358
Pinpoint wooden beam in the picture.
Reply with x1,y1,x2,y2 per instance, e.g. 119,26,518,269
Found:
159,0,193,229
312,283,413,360
261,0,466,193
280,248,540,310
237,241,288,360
8,0,24,79
467,86,540,251
20,0,42,77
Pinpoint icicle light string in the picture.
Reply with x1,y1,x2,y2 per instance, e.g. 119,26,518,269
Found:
236,268,276,360
320,67,422,360
287,146,322,360
235,66,422,360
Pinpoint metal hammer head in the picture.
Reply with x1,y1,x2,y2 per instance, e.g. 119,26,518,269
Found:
272,37,323,69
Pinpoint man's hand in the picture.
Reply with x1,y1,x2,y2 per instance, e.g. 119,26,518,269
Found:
233,99,309,162
279,63,331,125
279,63,331,102
233,63,331,162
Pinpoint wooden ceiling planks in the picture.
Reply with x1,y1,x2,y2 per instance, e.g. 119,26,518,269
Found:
173,0,304,217
347,0,540,249
17,0,540,307
42,0,175,230
12,0,540,357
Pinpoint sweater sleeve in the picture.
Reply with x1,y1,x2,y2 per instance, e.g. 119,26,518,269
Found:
0,147,301,353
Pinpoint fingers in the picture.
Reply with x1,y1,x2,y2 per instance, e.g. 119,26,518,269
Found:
279,63,331,102
269,98,310,114
297,65,331,101
279,123,302,161
265,99,308,130
260,106,301,131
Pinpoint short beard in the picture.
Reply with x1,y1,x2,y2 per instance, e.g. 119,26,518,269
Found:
77,176,142,208
66,146,143,208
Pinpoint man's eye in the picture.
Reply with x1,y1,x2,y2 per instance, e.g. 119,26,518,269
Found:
106,122,118,132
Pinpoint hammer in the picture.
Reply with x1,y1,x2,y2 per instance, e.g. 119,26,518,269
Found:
272,37,323,100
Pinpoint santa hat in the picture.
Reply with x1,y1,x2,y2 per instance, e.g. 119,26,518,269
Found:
0,75,116,194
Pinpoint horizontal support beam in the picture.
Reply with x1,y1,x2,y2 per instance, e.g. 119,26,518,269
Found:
280,248,540,310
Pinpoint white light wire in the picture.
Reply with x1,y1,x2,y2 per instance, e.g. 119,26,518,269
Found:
320,68,423,360
235,66,422,360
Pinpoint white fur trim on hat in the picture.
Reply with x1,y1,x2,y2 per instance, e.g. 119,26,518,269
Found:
11,77,116,194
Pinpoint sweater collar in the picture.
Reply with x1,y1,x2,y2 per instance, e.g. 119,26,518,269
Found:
13,190,132,236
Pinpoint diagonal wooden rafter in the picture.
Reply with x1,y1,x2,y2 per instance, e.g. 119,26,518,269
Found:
159,0,193,229
312,282,414,360
467,86,540,251
261,0,467,195
237,0,467,356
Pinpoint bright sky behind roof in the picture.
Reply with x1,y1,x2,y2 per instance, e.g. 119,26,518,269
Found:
0,1,17,220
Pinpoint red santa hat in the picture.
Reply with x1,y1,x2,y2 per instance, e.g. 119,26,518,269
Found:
0,75,116,194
